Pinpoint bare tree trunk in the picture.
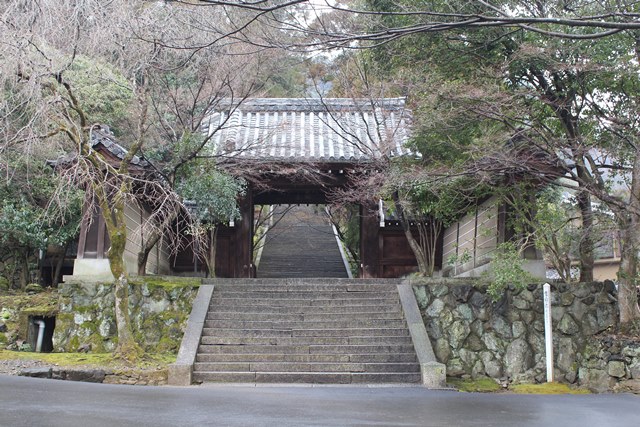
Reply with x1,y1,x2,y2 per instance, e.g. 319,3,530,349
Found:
20,251,29,290
137,230,161,276
137,210,179,275
205,227,218,278
576,163,595,282
108,222,143,362
393,192,430,276
618,220,640,330
52,242,69,287
617,134,640,331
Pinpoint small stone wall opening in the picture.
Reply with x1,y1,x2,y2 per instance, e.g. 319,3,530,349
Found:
27,315,56,353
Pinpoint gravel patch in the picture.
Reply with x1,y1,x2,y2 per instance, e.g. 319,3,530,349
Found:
0,359,55,376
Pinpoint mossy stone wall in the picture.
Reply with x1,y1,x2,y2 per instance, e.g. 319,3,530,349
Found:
53,278,199,353
411,279,638,392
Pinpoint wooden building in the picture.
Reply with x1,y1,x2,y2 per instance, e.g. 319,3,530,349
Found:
69,98,545,280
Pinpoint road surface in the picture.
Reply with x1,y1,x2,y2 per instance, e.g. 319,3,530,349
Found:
0,375,638,427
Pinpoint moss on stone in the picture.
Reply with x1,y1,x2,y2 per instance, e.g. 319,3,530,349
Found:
0,349,176,368
129,276,201,290
448,376,502,393
511,382,590,394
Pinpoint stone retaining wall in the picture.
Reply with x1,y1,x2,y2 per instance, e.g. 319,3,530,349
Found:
410,279,639,392
53,279,198,353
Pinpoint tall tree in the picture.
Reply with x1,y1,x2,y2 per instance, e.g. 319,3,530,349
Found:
0,0,286,358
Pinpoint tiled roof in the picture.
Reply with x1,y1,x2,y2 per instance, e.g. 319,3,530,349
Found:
90,126,149,168
204,98,414,163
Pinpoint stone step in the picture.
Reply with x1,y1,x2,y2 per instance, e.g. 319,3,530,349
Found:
209,284,399,292
200,336,413,346
205,312,405,322
204,278,401,285
192,362,420,373
195,353,418,363
197,344,415,355
207,304,401,315
201,328,410,338
212,291,398,299
210,297,399,307
191,371,421,384
204,319,408,330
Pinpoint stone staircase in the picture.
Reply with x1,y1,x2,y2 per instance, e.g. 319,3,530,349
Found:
257,205,349,278
191,279,422,384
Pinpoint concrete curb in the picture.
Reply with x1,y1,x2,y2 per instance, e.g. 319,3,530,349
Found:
397,283,446,388
168,285,214,386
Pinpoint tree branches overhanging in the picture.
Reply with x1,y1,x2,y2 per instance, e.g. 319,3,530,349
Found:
173,0,640,49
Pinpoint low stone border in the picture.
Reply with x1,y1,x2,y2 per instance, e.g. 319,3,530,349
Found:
168,284,214,385
19,367,168,385
397,282,447,388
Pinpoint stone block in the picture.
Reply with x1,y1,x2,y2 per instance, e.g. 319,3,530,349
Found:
446,358,465,377
420,361,447,388
458,348,478,367
168,363,193,386
614,379,640,394
560,292,575,306
434,338,451,362
572,285,592,299
491,317,512,338
480,352,502,378
455,304,474,321
607,360,627,378
579,367,614,393
469,291,489,309
512,297,530,310
425,299,445,317
452,285,473,303
465,334,483,352
19,368,52,379
558,313,580,335
432,284,449,298
556,338,577,377
629,362,640,379
449,320,471,349
512,321,527,339
412,286,429,309
481,332,503,352
505,338,533,377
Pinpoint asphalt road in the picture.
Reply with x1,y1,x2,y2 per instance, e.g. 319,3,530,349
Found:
0,375,638,427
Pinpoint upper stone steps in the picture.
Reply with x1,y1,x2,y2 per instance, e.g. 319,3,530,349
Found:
256,205,349,278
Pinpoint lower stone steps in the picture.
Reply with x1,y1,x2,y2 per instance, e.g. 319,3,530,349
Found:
207,304,402,314
199,336,413,346
193,279,422,385
204,319,408,329
193,362,420,373
195,353,418,363
192,371,422,384
197,344,416,354
205,312,405,322
202,328,409,338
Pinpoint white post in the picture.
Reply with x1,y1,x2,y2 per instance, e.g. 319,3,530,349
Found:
543,283,554,382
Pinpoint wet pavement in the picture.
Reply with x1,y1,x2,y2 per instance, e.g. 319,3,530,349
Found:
0,375,638,427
